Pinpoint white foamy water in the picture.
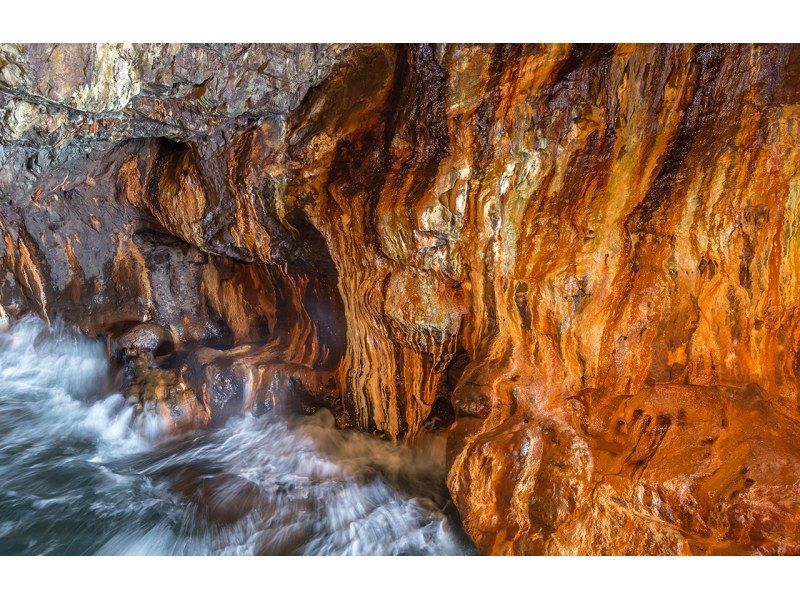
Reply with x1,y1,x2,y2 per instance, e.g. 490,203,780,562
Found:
0,316,472,555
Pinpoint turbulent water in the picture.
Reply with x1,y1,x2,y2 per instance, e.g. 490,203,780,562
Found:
0,316,473,555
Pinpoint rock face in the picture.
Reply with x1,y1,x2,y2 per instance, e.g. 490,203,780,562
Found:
3,43,800,554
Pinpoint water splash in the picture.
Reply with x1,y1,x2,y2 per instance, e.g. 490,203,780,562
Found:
0,316,473,555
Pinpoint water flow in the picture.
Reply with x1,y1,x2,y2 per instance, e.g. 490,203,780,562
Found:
0,316,473,555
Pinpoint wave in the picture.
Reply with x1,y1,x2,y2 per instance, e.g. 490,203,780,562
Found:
0,315,471,555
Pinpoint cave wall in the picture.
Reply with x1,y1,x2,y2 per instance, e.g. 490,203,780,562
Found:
3,43,800,554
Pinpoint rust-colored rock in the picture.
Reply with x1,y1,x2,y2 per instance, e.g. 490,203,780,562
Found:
3,43,800,554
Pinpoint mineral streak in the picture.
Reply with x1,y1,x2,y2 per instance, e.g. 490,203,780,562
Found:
2,43,800,554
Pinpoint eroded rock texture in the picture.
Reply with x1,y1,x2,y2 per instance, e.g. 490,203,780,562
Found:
2,43,800,554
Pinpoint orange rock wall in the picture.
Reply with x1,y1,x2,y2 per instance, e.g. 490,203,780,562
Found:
3,43,800,554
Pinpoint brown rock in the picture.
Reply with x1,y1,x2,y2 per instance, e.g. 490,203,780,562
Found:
3,43,800,554
117,322,171,356
170,467,265,528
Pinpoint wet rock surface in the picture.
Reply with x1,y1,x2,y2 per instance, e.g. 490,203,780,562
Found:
3,43,800,554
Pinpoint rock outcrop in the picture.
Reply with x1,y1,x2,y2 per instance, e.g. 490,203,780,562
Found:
3,43,800,554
